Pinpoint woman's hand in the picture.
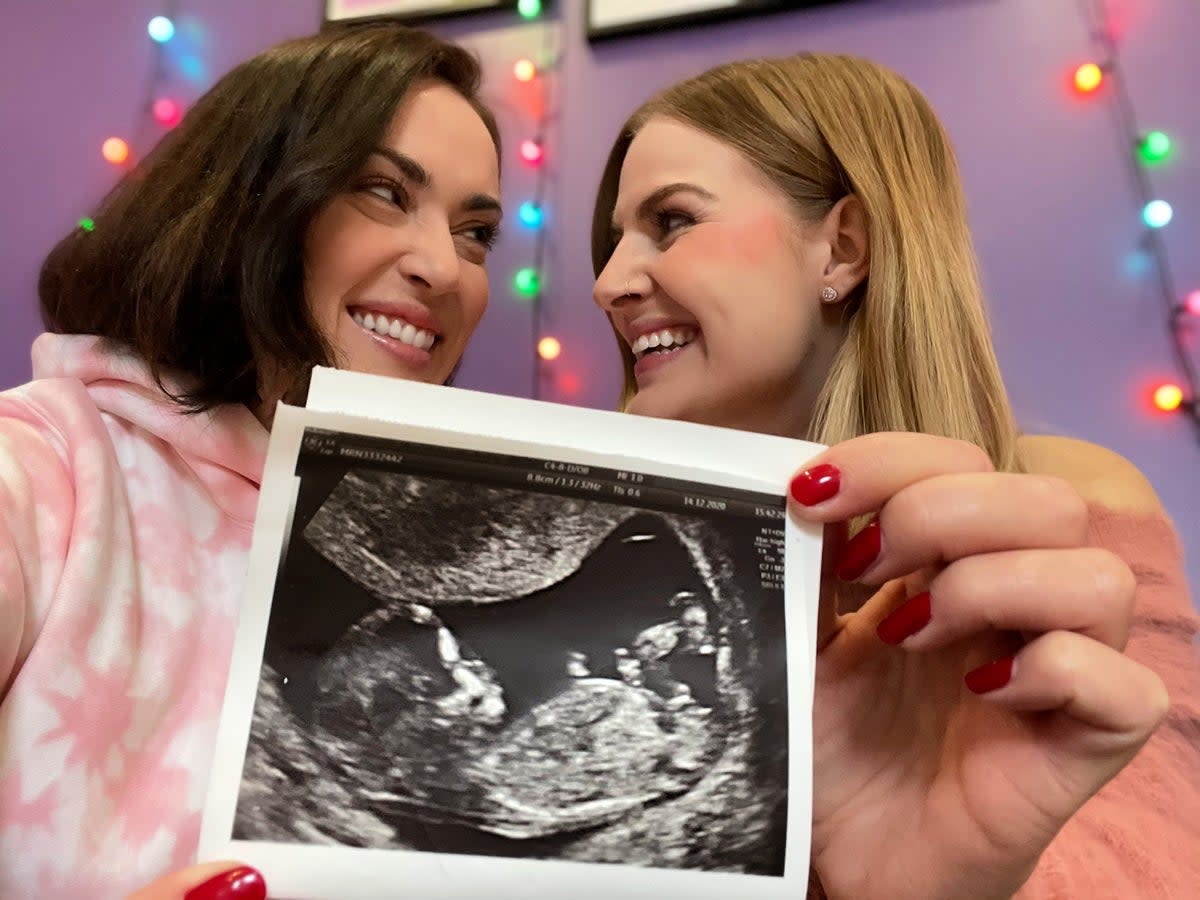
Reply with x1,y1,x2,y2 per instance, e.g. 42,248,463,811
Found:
787,433,1168,900
126,862,265,900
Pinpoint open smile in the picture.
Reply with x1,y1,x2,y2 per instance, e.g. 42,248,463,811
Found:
350,307,439,352
348,306,443,370
631,326,699,379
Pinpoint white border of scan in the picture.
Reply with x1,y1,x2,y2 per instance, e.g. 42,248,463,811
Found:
199,368,824,900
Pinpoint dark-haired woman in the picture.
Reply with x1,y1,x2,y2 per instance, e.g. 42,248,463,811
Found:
0,23,502,897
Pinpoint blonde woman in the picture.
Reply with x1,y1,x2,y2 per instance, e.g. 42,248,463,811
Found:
592,54,1198,899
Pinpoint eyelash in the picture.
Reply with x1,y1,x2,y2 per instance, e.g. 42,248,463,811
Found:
654,208,696,238
463,223,500,251
359,176,410,210
358,176,499,253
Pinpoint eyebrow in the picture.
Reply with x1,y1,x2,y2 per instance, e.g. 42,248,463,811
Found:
611,182,717,234
369,147,502,217
463,193,503,216
371,148,430,188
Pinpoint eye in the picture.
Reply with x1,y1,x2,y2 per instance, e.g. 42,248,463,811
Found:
464,223,500,250
654,209,696,239
358,177,409,210
454,222,501,263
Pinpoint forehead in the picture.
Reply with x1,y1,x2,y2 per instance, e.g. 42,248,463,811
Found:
381,80,499,194
615,117,764,213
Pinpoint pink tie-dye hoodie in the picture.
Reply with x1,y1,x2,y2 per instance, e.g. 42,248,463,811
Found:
0,334,267,898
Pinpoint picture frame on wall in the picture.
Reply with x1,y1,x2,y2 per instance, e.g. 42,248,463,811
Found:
325,0,527,26
587,0,844,42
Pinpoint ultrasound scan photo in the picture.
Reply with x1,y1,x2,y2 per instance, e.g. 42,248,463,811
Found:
231,429,790,876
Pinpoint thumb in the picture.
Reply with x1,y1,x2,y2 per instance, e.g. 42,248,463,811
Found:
126,862,266,900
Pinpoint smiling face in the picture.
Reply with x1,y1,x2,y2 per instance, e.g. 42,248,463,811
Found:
594,117,857,438
304,80,501,385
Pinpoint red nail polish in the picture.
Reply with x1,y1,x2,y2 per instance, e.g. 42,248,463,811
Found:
184,866,267,900
789,463,841,506
965,656,1014,695
836,518,881,581
876,591,932,645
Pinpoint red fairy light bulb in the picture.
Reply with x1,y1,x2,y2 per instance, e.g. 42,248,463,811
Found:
520,139,544,166
152,98,183,127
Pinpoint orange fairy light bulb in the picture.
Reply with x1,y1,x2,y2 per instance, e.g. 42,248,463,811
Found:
102,137,131,165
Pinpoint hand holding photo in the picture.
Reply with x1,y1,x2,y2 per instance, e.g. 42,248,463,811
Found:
199,371,822,899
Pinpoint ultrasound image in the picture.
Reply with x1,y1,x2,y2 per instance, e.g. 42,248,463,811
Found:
233,453,789,875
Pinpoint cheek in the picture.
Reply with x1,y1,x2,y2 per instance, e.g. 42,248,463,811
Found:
719,213,795,268
686,216,796,270
461,269,490,331
659,213,797,286
304,219,359,319
660,217,818,372
305,203,392,294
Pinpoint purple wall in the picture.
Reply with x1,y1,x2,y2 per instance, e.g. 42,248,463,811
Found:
3,0,1196,592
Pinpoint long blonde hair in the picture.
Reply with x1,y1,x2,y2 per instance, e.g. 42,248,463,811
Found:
591,54,1020,471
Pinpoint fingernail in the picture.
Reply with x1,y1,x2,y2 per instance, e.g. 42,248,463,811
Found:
184,866,267,900
965,656,1014,695
876,591,932,645
836,518,881,581
789,463,841,506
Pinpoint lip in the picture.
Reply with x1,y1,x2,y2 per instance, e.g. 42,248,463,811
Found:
621,316,701,383
632,337,697,382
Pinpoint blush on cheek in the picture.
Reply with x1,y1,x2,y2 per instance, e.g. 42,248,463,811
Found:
668,212,793,274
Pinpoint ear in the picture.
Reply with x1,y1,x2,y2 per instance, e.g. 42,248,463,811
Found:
822,194,870,296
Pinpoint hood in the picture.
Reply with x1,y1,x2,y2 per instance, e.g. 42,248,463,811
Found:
31,333,268,523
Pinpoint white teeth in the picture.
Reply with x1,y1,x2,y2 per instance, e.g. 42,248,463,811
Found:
631,327,697,357
353,309,437,352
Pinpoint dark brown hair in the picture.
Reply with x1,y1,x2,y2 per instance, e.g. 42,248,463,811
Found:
39,21,500,412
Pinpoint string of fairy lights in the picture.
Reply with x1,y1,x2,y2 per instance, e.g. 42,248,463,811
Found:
81,7,183,231
1073,0,1199,440
505,0,563,399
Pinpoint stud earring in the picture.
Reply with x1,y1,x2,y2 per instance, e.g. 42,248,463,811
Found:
820,285,840,303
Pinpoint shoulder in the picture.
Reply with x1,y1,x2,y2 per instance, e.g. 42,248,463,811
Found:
0,375,104,452
1017,435,1163,516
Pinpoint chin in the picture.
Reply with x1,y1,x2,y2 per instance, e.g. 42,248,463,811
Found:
346,355,439,384
623,390,674,421
626,390,724,430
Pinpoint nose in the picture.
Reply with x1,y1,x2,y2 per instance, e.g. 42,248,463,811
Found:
593,240,651,312
398,220,461,297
